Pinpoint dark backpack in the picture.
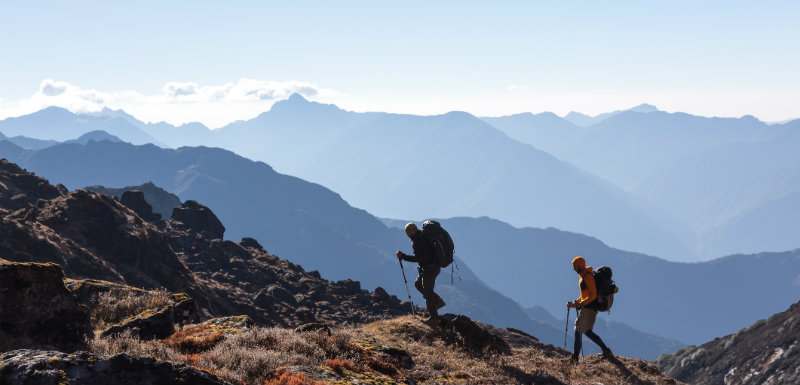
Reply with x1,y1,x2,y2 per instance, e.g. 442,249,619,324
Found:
421,220,454,268
592,265,618,312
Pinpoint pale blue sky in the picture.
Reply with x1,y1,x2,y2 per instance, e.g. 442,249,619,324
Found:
1,1,798,127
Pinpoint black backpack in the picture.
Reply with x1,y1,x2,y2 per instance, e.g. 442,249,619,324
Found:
592,265,618,312
421,220,454,268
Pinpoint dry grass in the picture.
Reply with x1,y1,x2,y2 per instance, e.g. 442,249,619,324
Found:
90,288,173,330
87,330,184,363
87,315,682,385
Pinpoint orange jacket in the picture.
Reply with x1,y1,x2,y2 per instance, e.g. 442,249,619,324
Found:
576,266,597,307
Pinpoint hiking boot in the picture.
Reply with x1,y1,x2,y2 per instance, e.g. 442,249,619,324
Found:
567,354,579,364
434,297,446,311
602,347,614,359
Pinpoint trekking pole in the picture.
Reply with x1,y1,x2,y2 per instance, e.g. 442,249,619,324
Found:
564,307,570,350
399,260,416,318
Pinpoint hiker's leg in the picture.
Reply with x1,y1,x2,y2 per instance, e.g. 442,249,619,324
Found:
414,268,425,295
573,330,582,355
427,266,443,304
419,266,440,318
585,330,609,350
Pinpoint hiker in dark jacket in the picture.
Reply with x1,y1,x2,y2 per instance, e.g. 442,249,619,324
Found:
396,222,445,323
567,256,613,363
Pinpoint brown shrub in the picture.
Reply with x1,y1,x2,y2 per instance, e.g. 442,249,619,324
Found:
325,358,361,373
263,370,324,385
163,324,227,353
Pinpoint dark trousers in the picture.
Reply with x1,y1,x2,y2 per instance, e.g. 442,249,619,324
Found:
574,329,609,356
414,265,442,316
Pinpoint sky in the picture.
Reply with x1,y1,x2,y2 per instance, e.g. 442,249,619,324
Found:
1,1,798,128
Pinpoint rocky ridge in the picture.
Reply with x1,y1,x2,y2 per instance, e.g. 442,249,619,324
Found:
0,158,412,328
654,300,800,385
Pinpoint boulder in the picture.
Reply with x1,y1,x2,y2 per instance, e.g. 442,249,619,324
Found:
437,314,511,355
0,260,91,352
170,200,225,239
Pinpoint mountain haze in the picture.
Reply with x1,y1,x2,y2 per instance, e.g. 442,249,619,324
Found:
209,96,696,261
485,108,800,259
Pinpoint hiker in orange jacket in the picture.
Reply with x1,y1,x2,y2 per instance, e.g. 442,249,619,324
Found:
566,256,613,363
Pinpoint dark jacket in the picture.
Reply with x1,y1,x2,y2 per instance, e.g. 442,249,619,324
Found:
399,231,438,267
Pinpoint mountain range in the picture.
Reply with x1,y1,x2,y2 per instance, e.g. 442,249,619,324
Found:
0,99,699,262
483,106,800,259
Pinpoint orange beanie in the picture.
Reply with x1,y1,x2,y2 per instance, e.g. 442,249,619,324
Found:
572,256,586,268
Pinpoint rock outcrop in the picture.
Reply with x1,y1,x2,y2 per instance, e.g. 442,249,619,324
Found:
120,190,161,221
86,181,181,220
655,300,800,385
5,189,203,297
170,200,225,239
0,159,66,212
0,260,91,352
0,349,231,385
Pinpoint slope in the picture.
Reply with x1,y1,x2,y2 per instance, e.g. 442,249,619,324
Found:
655,300,800,385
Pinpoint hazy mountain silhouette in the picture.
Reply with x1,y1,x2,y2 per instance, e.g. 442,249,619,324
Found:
486,109,800,259
64,130,123,145
0,106,161,145
89,107,216,148
208,95,695,261
632,122,800,257
7,99,697,261
0,130,58,150
424,216,800,346
562,103,659,127
481,112,585,157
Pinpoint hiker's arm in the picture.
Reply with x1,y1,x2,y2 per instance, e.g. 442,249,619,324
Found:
398,250,419,263
580,273,598,306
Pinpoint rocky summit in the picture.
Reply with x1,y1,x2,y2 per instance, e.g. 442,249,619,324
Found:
654,300,800,385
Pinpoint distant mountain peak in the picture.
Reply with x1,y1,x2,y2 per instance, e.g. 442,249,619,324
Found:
287,92,308,103
266,93,343,116
629,103,658,113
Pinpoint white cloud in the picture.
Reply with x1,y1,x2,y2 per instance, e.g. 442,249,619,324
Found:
506,85,526,91
5,78,330,128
